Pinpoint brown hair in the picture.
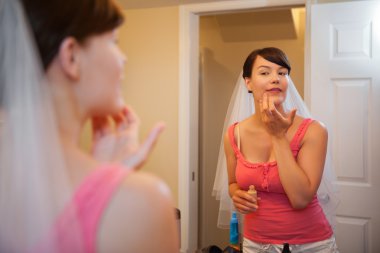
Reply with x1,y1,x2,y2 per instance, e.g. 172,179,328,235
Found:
22,0,124,69
242,47,291,78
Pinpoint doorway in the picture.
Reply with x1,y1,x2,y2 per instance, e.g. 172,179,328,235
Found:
198,7,306,249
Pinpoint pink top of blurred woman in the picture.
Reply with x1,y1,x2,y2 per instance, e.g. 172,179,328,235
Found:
34,165,130,253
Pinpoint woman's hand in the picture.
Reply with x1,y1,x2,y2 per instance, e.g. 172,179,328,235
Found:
231,189,259,214
259,92,296,138
91,106,165,170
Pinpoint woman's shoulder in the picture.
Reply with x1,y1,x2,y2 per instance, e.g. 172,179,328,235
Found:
238,116,253,127
224,118,248,146
298,116,328,143
103,169,174,217
119,171,174,206
294,115,326,131
224,121,239,142
98,170,178,253
305,117,328,134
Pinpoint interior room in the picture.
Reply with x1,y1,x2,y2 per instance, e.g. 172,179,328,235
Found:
115,0,379,252
1,0,378,252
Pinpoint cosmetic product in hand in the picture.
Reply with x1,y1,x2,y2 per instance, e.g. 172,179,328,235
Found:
229,211,240,251
247,185,257,198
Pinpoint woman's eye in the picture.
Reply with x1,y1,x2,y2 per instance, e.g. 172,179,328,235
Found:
279,72,288,76
260,72,269,76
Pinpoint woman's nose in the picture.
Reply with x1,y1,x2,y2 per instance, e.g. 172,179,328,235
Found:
271,73,280,84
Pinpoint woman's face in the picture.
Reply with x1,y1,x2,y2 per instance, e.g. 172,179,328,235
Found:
245,55,289,106
77,29,126,117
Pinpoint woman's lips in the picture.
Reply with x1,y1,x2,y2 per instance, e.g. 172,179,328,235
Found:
267,88,282,92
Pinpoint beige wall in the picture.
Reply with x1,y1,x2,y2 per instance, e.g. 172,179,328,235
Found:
118,7,179,206
198,8,305,248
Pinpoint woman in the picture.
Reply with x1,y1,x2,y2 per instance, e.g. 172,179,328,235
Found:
222,48,338,252
0,0,178,252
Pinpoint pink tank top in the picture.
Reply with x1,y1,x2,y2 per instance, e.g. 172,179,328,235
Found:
229,119,332,244
33,165,130,253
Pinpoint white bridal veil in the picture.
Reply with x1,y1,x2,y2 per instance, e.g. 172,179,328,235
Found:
212,73,339,229
0,0,83,251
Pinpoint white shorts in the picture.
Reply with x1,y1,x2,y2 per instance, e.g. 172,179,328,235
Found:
242,236,339,253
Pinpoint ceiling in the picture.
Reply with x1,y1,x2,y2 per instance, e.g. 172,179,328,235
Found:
117,1,304,43
213,9,299,42
118,0,232,9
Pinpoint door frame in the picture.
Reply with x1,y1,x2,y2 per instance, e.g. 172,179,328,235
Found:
178,0,310,252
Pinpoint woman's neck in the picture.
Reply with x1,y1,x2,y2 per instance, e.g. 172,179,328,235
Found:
45,63,97,187
51,85,96,186
47,70,87,146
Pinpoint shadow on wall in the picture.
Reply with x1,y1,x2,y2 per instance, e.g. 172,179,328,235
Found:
199,47,235,250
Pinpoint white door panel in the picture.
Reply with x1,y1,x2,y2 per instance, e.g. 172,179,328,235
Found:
311,1,380,252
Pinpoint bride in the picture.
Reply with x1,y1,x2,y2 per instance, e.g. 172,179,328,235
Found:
0,0,178,252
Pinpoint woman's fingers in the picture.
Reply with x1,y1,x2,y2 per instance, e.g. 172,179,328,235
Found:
268,96,276,113
260,95,271,123
232,190,259,212
261,93,279,121
92,106,165,170
110,105,140,133
124,106,140,127
261,92,297,128
266,95,277,119
126,122,166,170
262,93,269,112
234,204,252,214
139,122,165,154
259,99,263,113
271,103,286,122
112,111,127,132
233,202,257,214
259,99,266,122
91,116,111,140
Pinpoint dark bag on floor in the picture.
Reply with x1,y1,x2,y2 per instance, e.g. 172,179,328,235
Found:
222,245,241,253
201,245,223,253
201,244,241,253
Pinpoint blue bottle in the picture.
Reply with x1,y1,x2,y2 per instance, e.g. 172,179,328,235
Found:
229,211,239,249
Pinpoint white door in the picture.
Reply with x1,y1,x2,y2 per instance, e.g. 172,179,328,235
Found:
310,1,380,252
